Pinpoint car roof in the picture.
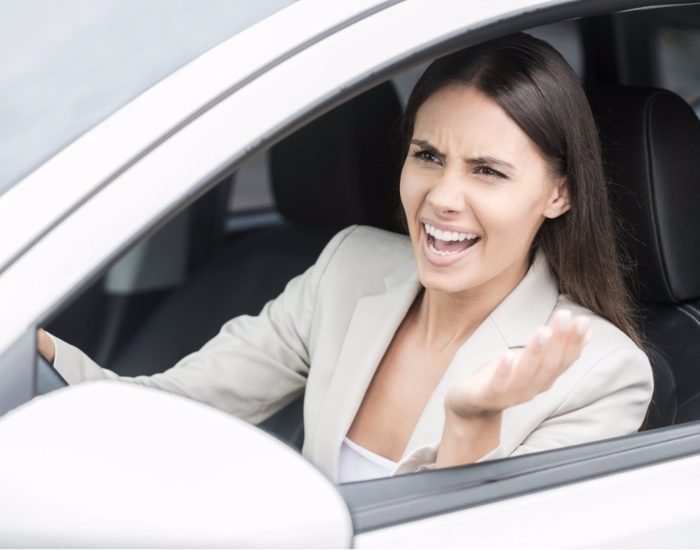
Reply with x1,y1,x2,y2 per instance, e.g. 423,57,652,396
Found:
0,0,397,275
0,0,294,196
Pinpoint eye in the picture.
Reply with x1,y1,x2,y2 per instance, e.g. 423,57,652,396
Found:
411,148,442,165
474,165,507,179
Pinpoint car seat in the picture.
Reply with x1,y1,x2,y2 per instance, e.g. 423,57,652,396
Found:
587,85,700,428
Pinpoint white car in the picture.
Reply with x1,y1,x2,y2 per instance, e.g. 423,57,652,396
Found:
2,0,700,546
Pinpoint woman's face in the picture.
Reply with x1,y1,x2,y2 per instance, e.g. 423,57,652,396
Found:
400,84,570,296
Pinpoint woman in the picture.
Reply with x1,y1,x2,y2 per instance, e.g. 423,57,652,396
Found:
38,33,653,483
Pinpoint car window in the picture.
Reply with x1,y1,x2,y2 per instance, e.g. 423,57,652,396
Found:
34,16,606,460
656,26,700,113
36,24,585,450
528,19,584,78
390,20,583,107
227,151,276,214
0,0,295,195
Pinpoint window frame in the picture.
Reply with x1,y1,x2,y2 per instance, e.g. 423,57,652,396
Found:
342,422,700,532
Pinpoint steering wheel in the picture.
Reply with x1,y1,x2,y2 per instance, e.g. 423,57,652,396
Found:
36,353,68,395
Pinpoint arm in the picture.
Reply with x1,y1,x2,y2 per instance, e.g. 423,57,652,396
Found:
42,226,357,424
436,311,588,468
440,346,652,466
505,346,653,456
395,315,653,474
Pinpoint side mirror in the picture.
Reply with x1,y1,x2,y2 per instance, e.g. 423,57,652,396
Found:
0,382,352,547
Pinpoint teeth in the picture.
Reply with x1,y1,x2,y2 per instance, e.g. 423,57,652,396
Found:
429,242,461,256
424,223,478,242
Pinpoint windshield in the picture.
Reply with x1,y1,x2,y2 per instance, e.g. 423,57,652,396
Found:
0,0,295,195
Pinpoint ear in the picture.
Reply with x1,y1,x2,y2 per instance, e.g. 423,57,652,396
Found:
543,177,570,219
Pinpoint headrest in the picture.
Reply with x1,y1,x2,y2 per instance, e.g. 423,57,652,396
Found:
270,82,402,232
587,86,700,304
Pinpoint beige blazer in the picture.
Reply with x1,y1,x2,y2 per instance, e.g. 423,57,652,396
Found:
51,225,654,481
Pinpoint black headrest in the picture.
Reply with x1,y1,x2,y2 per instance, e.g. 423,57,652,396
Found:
587,86,700,304
270,82,402,232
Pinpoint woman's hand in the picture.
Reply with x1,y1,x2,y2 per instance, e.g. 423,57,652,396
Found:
435,310,590,468
36,329,56,364
445,309,590,419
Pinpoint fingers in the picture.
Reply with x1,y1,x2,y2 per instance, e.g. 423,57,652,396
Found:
559,316,590,372
492,351,516,393
539,310,571,378
512,326,551,382
537,310,591,389
36,328,56,363
511,310,590,395
476,310,592,410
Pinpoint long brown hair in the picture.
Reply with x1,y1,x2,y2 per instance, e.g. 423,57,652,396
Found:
398,33,642,346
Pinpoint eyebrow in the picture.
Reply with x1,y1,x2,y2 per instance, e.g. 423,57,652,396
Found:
466,156,516,170
411,139,516,170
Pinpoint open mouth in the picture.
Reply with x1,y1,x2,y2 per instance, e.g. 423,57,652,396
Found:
422,222,481,265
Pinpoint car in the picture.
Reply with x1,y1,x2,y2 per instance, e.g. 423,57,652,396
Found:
2,0,700,546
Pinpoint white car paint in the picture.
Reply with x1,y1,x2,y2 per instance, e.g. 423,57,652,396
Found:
0,382,352,547
0,0,393,271
355,453,700,548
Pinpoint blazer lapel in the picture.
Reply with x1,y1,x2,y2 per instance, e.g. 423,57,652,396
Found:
312,250,561,479
490,250,561,349
310,260,421,480
401,316,508,459
402,250,561,460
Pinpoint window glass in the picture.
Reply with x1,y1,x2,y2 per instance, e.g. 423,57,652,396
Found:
0,0,295,193
527,20,584,78
657,27,700,111
227,151,275,214
391,20,584,110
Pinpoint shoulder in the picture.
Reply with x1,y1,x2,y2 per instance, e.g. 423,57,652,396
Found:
322,224,412,262
315,224,413,284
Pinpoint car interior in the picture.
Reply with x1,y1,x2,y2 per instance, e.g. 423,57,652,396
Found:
43,4,700,465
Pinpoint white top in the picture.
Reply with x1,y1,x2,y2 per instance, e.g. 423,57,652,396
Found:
337,437,397,483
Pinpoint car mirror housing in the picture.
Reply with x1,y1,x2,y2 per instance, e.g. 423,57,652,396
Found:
0,381,352,547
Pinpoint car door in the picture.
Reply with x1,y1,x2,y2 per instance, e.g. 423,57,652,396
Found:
2,0,700,547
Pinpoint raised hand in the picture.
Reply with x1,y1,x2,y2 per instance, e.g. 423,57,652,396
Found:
445,310,591,420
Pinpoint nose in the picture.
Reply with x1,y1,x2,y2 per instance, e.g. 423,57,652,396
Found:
426,169,467,215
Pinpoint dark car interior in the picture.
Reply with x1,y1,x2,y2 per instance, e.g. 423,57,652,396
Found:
44,4,700,452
